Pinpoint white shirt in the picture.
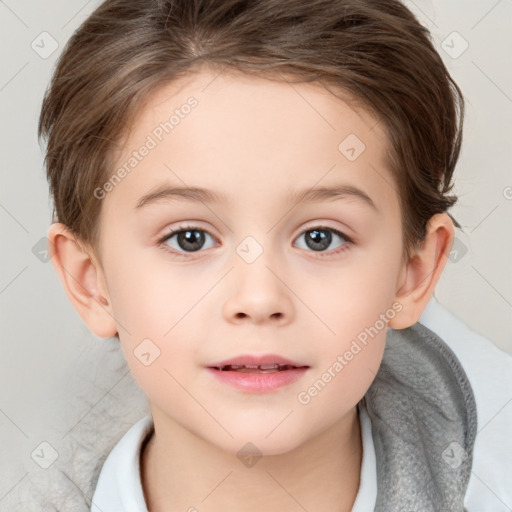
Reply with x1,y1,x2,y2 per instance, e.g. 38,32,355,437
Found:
91,297,512,511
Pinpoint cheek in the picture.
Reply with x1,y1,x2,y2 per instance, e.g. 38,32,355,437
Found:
103,251,202,391
117,326,198,418
298,326,387,422
304,256,400,343
105,243,199,333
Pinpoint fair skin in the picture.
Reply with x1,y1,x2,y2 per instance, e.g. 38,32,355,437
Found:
47,68,454,511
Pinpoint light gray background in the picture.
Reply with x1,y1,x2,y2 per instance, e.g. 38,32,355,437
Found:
0,0,511,506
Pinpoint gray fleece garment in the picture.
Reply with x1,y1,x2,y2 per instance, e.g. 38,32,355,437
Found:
363,322,478,512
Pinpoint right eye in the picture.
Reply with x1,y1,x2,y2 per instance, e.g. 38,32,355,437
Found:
293,225,353,257
157,224,218,256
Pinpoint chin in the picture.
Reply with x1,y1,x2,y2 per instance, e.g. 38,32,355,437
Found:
214,421,306,457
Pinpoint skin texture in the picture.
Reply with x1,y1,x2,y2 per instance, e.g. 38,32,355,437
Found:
48,68,454,511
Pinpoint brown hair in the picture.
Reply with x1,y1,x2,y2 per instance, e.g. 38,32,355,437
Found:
38,0,463,262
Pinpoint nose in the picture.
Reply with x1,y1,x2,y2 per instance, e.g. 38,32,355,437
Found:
222,254,294,325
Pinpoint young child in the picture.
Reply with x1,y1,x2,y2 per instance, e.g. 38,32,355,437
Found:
37,0,512,511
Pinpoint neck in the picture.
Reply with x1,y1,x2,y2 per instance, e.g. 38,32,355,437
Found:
141,406,363,512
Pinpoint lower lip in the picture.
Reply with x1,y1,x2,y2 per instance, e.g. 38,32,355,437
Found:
206,367,309,393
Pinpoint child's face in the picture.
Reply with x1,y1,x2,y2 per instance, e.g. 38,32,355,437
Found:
95,68,406,453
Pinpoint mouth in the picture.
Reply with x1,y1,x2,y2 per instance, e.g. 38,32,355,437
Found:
206,365,309,393
205,354,310,392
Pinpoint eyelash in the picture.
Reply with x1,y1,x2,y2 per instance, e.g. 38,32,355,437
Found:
157,223,354,259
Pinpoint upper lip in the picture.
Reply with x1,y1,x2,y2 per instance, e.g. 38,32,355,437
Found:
207,354,309,369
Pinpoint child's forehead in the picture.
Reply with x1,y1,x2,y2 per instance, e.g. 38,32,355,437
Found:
131,67,382,136
103,67,397,216
114,68,390,179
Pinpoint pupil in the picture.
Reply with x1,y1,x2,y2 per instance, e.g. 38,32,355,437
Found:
306,229,331,251
178,230,205,251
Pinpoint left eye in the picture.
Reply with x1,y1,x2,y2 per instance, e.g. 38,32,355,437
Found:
159,225,217,254
158,225,352,256
294,226,351,254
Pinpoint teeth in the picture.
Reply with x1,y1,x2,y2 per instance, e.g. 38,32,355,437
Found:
218,364,296,372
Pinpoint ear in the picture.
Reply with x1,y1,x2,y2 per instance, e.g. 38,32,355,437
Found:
47,223,118,339
388,213,454,329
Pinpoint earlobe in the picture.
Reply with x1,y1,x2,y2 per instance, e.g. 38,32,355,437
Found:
388,213,455,329
47,223,118,339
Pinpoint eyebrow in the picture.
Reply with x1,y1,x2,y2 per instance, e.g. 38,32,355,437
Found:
135,183,378,212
